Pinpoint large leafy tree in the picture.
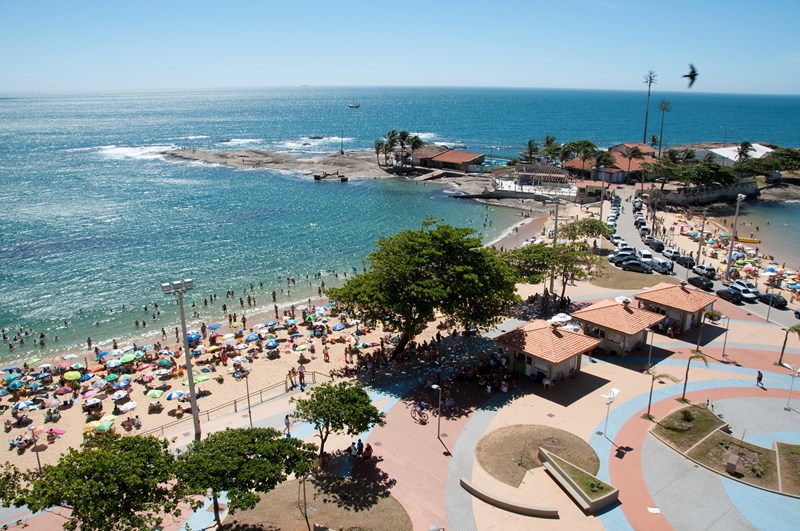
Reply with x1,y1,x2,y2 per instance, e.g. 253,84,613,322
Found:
503,244,555,284
177,427,316,528
327,219,517,356
408,135,424,167
558,218,611,241
0,434,184,531
397,130,411,165
550,242,602,300
593,149,616,170
291,381,385,460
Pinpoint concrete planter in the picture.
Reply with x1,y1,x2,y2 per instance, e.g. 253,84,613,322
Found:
539,447,619,513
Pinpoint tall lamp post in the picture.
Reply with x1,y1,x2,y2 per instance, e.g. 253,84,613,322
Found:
549,197,562,292
721,316,731,358
724,194,746,282
598,165,606,222
645,328,655,371
243,371,253,428
430,384,443,440
601,388,620,436
785,364,799,412
161,278,202,442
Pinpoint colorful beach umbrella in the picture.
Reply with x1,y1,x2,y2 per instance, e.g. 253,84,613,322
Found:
105,359,121,368
120,353,136,364
4,373,21,383
158,349,173,356
63,371,82,381
156,358,173,367
84,397,102,407
111,390,128,401
146,389,164,399
71,363,85,370
187,332,201,343
165,390,184,401
208,323,222,330
13,400,35,411
3,366,19,373
55,386,73,395
245,333,259,342
83,389,99,399
105,373,120,382
8,380,25,391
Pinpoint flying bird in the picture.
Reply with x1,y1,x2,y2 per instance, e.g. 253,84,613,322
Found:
683,64,698,88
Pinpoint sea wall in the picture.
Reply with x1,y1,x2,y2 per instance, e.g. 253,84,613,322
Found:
652,179,759,206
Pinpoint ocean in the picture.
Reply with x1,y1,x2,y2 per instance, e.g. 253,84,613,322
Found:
2,87,800,362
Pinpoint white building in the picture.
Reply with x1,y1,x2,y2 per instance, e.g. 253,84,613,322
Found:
695,143,773,167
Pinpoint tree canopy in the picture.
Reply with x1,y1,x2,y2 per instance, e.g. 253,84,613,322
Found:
291,381,385,460
0,434,183,531
503,244,555,284
326,219,517,354
177,427,317,528
557,218,611,241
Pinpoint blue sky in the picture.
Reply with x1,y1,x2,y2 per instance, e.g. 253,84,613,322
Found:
1,0,798,94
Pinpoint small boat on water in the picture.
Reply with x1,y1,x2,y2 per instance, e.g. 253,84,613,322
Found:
348,103,360,109
735,236,761,244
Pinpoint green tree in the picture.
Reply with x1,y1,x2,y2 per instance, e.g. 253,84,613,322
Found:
292,381,385,460
681,350,709,401
778,325,800,366
177,427,316,528
550,243,601,300
642,70,657,144
327,219,517,356
408,135,424,167
737,140,755,161
384,130,398,165
503,244,555,284
374,140,385,166
526,138,539,160
645,372,681,419
0,434,184,531
561,140,597,171
558,218,611,241
593,149,616,170
542,135,560,160
657,99,671,158
623,146,644,183
397,130,411,165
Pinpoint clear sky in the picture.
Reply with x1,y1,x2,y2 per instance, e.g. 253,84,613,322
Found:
1,0,798,95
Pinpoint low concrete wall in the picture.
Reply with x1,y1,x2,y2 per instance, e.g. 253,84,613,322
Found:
539,448,619,514
653,180,759,206
459,477,559,518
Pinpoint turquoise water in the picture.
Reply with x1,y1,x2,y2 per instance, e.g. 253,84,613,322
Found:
2,87,800,360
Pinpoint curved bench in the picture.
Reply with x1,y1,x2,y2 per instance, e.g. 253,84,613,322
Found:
459,477,559,519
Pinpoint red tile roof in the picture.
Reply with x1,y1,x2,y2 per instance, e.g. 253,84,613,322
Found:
412,146,449,160
431,151,484,164
571,299,665,335
634,282,718,313
609,151,658,173
494,320,600,363
609,142,657,154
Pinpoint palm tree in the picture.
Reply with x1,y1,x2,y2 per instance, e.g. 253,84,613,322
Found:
382,140,393,166
542,135,556,149
408,135,423,168
526,139,539,161
778,325,800,366
646,372,681,419
623,146,644,184
642,70,657,144
681,350,709,401
542,135,558,161
397,130,410,165
657,99,671,158
737,140,754,161
374,140,385,166
681,149,696,163
594,150,615,169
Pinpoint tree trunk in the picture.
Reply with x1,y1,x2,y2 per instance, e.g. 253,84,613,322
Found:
682,359,692,400
390,331,412,361
318,430,328,461
213,492,221,528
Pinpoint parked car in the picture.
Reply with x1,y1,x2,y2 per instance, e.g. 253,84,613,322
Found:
615,245,635,255
688,275,714,290
639,226,651,237
728,284,758,303
634,219,646,229
643,235,655,246
616,241,631,250
692,264,717,279
638,249,654,263
795,308,800,319
663,248,680,260
609,234,623,245
733,279,760,297
622,260,652,273
609,252,636,265
650,240,665,252
758,293,788,309
716,288,743,304
676,255,696,268
650,257,673,274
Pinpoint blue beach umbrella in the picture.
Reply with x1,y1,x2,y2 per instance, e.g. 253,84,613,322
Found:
245,333,259,342
0,389,9,397
105,359,121,368
158,349,174,356
26,382,43,392
266,320,277,327
332,323,345,332
96,351,110,359
290,332,303,338
8,380,25,391
266,341,280,349
12,400,34,411
187,332,201,343
166,390,184,401
3,366,19,373
285,319,297,325
80,373,95,382
4,373,22,383
208,323,222,330
36,372,52,380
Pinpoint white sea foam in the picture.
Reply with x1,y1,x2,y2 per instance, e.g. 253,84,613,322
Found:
412,132,438,141
97,145,175,160
274,136,353,151
220,138,264,146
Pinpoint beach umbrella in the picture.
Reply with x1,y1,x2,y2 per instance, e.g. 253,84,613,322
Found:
231,322,243,328
105,373,120,382
232,356,248,364
187,332,201,343
83,389,99,399
94,420,115,433
290,332,303,338
63,354,78,360
136,363,151,372
208,345,221,353
119,401,137,413
133,350,146,359
0,389,8,397
120,353,136,364
26,357,41,365
84,397,102,407
156,358,173,367
332,323,345,332
273,324,284,330
245,333,259,342
165,390,184,401
83,421,101,433
158,349,174,356
3,366,19,373
111,390,128,401
26,382,43,392
96,351,110,359
113,380,131,389
89,364,105,373
208,323,222,330
71,363,85,370
154,369,171,377
234,343,247,350
105,359,121,368
194,374,210,383
44,398,62,409
294,344,308,351
266,320,277,327
55,386,73,395
78,373,93,382
146,389,164,399
63,371,82,381
90,380,106,389
266,341,279,349
224,338,237,346
285,319,297,325
4,373,21,383
12,400,35,411
194,345,208,354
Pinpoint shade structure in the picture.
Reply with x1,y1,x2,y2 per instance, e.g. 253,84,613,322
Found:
165,390,184,401
63,371,82,381
146,389,164,399
119,401,137,412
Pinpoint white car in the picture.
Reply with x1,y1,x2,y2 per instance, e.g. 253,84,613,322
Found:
663,248,680,260
638,249,654,263
728,284,757,302
609,234,623,245
733,279,760,297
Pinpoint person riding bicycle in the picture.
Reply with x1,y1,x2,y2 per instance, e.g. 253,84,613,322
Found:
416,401,425,413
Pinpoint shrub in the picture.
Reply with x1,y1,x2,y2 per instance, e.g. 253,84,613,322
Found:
682,409,695,423
752,465,764,478
588,481,605,493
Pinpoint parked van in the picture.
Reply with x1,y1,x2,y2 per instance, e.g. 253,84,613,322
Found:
650,257,673,274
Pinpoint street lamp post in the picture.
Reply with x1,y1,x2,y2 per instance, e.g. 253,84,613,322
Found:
724,194,746,282
765,283,775,322
645,328,655,371
161,278,202,442
550,198,561,292
431,384,442,439
786,365,799,412
601,388,620,436
722,316,730,358
244,372,253,428
695,311,706,351
779,327,791,366
598,165,606,222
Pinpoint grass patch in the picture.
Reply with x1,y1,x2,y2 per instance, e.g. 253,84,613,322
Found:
591,260,680,290
652,404,725,452
688,431,779,490
777,442,800,496
476,425,599,488
549,454,610,501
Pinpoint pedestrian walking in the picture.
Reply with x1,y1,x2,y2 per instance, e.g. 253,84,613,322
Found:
284,414,291,437
757,370,763,387
298,365,306,390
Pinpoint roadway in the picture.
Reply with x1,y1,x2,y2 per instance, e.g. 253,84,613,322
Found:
607,186,798,331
